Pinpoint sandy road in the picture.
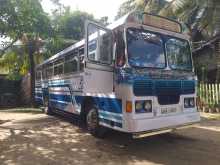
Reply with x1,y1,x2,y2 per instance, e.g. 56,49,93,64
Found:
0,110,220,165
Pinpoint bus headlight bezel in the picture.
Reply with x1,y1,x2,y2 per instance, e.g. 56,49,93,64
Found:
184,97,195,108
135,100,152,113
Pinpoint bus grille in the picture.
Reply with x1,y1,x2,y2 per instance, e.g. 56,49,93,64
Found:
133,80,195,105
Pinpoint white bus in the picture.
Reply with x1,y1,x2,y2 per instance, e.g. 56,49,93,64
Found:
35,12,200,138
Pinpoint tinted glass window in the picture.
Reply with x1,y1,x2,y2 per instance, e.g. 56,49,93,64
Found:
46,67,53,78
87,24,112,64
36,71,41,80
53,58,64,76
166,38,192,71
127,28,165,68
54,64,63,75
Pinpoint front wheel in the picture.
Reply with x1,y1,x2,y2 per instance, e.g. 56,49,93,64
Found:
86,106,106,138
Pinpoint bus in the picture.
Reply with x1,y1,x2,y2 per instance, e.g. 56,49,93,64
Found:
35,12,200,138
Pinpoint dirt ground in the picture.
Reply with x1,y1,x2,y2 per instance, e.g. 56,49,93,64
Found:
0,109,220,165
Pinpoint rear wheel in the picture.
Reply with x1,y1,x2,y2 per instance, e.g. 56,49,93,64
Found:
86,106,106,138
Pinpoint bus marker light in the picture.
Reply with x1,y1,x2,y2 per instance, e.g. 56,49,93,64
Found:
126,101,132,113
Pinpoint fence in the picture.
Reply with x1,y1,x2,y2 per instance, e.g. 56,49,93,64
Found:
197,83,220,112
0,75,20,107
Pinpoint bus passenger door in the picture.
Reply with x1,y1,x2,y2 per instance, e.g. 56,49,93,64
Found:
84,21,114,93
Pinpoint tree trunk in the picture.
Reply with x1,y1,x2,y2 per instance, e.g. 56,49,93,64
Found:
212,0,220,82
28,41,36,107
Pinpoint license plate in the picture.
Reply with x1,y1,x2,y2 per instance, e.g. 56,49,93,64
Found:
161,107,177,114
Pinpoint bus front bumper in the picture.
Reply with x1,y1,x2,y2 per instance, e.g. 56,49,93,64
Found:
132,122,199,139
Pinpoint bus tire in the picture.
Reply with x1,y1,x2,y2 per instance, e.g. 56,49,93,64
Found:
86,106,106,138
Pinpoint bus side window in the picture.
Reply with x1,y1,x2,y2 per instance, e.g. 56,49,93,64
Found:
99,32,112,63
36,71,41,80
88,40,96,60
54,58,64,76
64,50,78,73
42,67,46,79
46,66,53,79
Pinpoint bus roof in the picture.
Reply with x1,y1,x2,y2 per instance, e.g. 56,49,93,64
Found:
37,12,182,68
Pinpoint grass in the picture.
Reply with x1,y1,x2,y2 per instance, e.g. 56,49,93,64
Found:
200,112,220,120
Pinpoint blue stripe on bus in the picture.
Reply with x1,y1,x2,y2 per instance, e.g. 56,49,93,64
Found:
74,96,122,114
50,99,68,109
40,93,123,127
49,94,72,103
49,84,70,88
93,97,122,114
48,94,122,114
35,93,43,97
35,97,43,104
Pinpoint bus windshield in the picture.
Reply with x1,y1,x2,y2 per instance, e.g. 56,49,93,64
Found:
126,28,192,71
127,28,165,68
166,38,192,71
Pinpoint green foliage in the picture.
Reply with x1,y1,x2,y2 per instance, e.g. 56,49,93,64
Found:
44,36,71,59
115,0,168,20
53,10,95,40
159,0,220,38
0,0,52,80
115,0,136,20
0,51,29,80
0,0,51,39
144,0,168,14
45,6,107,58
98,16,109,26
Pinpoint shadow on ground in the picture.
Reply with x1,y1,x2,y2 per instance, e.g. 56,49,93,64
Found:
0,112,220,165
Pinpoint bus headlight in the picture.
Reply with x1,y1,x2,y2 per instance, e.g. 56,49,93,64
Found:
135,100,152,113
184,97,195,108
135,101,143,111
144,100,152,112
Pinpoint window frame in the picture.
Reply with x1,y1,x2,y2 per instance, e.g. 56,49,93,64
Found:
64,49,79,74
53,58,64,76
36,69,42,81
46,65,53,79
86,21,113,65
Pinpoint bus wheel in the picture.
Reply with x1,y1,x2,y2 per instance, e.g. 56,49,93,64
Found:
86,106,106,138
44,97,53,115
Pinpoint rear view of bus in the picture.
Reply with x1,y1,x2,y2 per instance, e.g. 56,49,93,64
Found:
108,13,200,138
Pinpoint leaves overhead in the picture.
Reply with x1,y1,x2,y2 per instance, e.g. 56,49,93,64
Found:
0,0,51,39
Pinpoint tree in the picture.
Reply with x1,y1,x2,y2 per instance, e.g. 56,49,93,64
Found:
115,0,136,19
98,16,109,26
0,0,52,106
158,0,220,82
115,0,168,20
46,7,102,56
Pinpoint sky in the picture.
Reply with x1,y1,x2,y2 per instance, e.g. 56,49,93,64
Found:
41,0,128,22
